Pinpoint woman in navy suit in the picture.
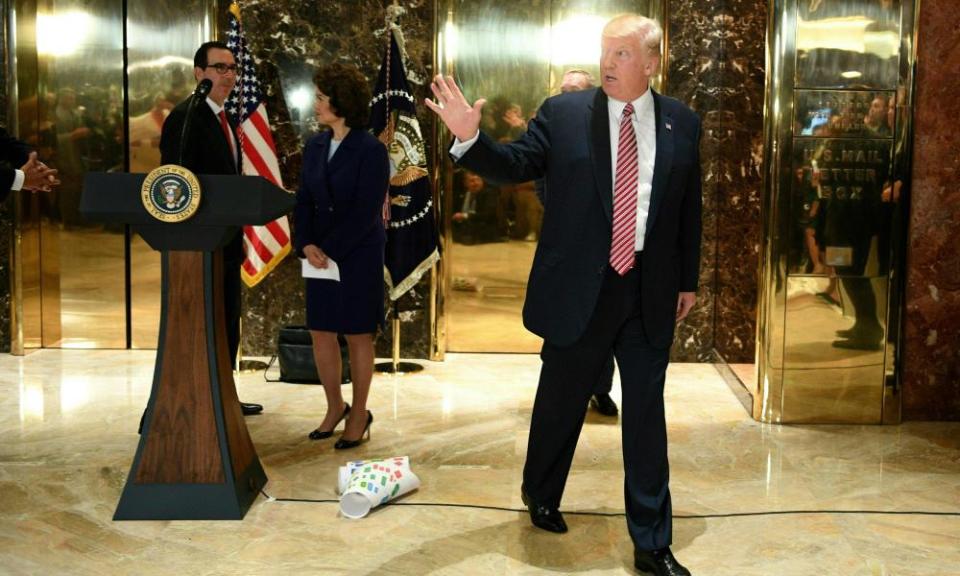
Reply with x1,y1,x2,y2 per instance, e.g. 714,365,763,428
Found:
294,63,389,449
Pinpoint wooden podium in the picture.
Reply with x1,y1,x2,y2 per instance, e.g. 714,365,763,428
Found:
82,172,294,520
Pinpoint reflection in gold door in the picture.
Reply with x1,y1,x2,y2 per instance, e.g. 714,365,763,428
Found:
126,0,218,348
757,0,915,423
438,0,657,353
34,0,127,349
10,0,216,352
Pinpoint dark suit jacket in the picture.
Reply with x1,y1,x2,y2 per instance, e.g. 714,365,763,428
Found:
159,97,243,261
457,88,702,349
293,129,389,262
1,127,33,201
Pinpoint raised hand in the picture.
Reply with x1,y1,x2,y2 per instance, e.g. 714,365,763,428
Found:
423,74,486,142
21,152,60,192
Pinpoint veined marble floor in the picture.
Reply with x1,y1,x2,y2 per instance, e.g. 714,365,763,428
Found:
1,351,958,575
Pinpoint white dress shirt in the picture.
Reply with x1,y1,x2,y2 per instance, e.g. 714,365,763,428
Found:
11,170,25,191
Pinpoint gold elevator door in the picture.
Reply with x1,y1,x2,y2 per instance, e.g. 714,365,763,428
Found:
11,0,216,351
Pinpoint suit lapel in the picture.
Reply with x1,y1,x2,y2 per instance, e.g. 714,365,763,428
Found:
317,131,330,162
198,104,238,173
327,127,359,177
588,89,613,223
646,90,673,240
311,131,331,186
227,114,242,172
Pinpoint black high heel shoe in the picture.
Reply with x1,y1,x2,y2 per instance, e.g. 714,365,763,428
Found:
334,411,373,450
308,402,351,440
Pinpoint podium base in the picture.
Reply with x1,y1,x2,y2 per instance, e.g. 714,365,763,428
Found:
113,460,267,521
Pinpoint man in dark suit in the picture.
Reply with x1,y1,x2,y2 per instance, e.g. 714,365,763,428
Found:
1,127,60,200
427,14,700,576
549,68,620,418
159,41,263,416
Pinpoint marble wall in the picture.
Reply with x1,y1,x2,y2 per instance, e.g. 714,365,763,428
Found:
902,1,960,420
230,0,436,359
666,0,766,362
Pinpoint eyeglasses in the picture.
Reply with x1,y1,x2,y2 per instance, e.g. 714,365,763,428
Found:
205,62,239,75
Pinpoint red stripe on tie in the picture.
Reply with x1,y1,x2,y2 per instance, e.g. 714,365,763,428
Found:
610,102,638,275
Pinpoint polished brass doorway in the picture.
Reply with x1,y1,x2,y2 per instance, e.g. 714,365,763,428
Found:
436,0,659,353
756,0,916,423
9,0,217,353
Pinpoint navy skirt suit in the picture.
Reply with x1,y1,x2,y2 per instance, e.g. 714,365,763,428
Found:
294,128,390,334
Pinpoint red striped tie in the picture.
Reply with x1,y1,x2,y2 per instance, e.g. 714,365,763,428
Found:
610,102,638,275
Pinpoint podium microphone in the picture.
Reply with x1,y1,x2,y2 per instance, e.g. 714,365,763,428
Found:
193,78,213,98
179,79,214,165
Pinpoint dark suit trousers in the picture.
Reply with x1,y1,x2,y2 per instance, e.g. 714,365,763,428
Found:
523,260,672,550
595,353,615,395
223,236,243,368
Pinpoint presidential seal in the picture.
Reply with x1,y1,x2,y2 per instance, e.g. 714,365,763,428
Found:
140,165,202,223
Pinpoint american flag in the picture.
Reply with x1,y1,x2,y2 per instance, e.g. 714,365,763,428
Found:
225,1,292,287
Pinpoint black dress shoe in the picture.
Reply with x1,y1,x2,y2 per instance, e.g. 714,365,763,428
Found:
634,548,690,576
334,411,373,450
520,485,567,533
240,402,264,415
308,402,350,440
591,393,619,416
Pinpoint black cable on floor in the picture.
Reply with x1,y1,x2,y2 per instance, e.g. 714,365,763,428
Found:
259,488,960,519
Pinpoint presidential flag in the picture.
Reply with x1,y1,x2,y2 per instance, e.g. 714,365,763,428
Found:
225,1,292,287
370,28,440,301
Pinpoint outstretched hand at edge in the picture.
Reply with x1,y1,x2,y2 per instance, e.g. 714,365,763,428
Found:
423,74,486,142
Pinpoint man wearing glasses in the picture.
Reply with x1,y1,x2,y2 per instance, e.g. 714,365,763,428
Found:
159,41,263,416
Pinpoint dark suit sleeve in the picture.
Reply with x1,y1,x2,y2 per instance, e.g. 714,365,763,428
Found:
159,106,185,166
1,127,32,200
0,168,14,201
0,128,31,167
320,140,389,262
159,103,204,169
534,178,546,204
456,99,551,185
293,144,317,259
680,118,703,292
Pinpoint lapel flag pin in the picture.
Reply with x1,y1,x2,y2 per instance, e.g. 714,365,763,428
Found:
665,121,672,132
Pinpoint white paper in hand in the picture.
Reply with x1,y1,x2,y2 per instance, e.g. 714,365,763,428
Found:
301,257,340,281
